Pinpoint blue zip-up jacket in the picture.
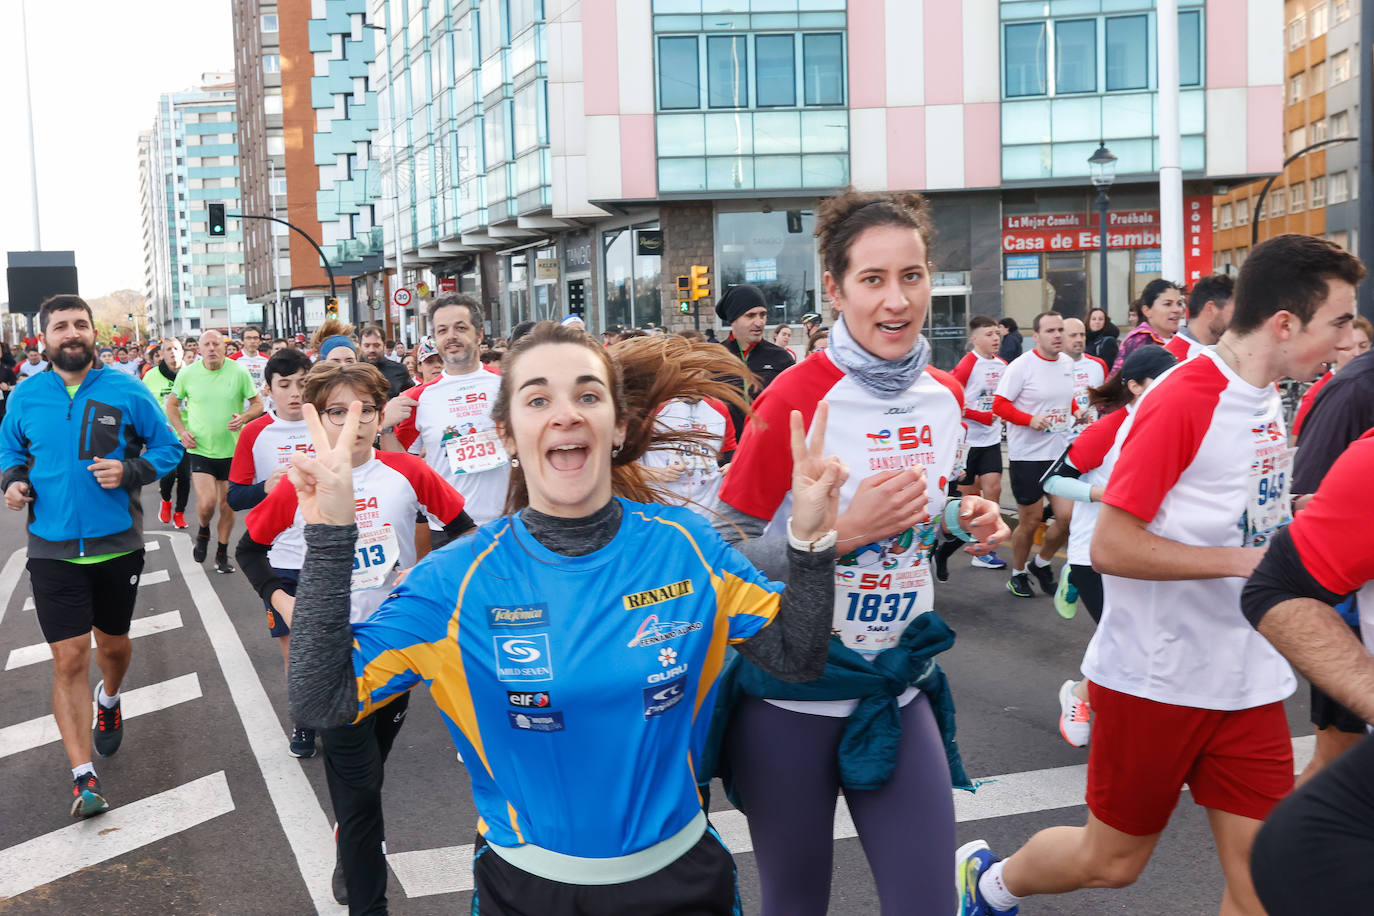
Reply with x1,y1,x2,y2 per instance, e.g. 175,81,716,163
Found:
0,365,184,559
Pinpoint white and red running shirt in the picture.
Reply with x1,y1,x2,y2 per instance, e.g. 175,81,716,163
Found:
951,353,1006,448
1071,354,1108,414
234,352,269,389
1062,406,1131,567
1082,349,1297,710
993,350,1077,461
720,351,964,667
229,412,314,569
639,397,736,516
1164,330,1206,363
394,367,509,525
244,450,465,622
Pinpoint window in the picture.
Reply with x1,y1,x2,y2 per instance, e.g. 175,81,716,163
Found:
1332,50,1350,85
1235,198,1249,226
1311,175,1326,207
1290,73,1304,104
270,176,287,195
1219,203,1233,229
1289,182,1305,213
1336,0,1351,23
267,136,285,155
802,34,844,105
707,36,748,108
1288,126,1307,158
1289,15,1306,50
1105,16,1148,91
263,54,280,74
1331,109,1350,137
1312,116,1328,142
657,37,699,109
1257,195,1267,220
1310,3,1329,37
1004,22,1047,97
264,93,283,115
261,13,278,32
1179,10,1202,86
1352,170,1358,199
1055,19,1096,93
1270,187,1287,213
755,35,796,107
1311,60,1326,90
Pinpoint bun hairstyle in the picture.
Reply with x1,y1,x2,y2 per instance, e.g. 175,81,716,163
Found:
814,188,936,283
310,318,356,352
490,321,753,514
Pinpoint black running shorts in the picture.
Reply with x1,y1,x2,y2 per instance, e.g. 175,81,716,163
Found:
189,455,233,480
961,444,1003,483
1009,459,1054,506
471,825,740,915
27,549,146,643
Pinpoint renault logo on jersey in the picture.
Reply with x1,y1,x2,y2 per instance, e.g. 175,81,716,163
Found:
622,579,694,610
493,635,553,682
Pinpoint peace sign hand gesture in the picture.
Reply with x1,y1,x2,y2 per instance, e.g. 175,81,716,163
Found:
288,401,360,526
788,401,848,543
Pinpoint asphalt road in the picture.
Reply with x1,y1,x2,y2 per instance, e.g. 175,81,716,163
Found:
0,490,1314,915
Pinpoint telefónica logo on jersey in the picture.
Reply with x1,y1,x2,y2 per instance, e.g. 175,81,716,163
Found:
493,634,553,682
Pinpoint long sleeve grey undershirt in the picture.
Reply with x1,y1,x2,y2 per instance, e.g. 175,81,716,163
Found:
289,501,834,728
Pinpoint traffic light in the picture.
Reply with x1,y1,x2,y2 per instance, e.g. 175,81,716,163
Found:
676,275,692,314
208,203,226,237
690,264,710,301
326,296,339,319
567,279,585,313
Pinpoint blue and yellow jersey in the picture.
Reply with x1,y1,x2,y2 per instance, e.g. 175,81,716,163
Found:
348,497,782,857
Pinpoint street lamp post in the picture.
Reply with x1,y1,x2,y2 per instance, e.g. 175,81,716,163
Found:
1088,144,1118,316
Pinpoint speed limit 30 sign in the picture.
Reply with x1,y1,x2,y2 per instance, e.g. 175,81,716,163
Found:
392,287,412,308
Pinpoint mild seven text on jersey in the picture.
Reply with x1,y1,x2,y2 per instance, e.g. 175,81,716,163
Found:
869,451,937,471
487,604,550,628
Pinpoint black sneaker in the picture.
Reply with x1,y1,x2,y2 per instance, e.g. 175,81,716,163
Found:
1029,562,1056,596
332,839,348,905
289,725,317,758
71,772,109,818
193,534,209,563
1006,572,1034,598
214,554,235,574
93,681,123,758
933,536,962,583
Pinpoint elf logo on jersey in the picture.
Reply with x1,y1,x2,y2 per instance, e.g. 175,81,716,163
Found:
507,690,551,707
493,635,553,682
642,677,687,719
627,615,702,648
622,579,694,611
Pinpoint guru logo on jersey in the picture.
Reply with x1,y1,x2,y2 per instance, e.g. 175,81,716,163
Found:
493,635,553,682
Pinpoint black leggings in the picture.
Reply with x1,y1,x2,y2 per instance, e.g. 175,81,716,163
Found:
1251,733,1374,913
321,692,410,915
1068,564,1104,624
159,452,191,512
725,693,955,916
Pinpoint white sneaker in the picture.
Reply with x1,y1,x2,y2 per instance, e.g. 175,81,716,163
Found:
1057,679,1091,747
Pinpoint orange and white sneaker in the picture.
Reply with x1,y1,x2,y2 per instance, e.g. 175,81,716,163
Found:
1057,679,1091,747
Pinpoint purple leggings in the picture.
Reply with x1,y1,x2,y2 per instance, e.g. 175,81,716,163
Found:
726,692,956,915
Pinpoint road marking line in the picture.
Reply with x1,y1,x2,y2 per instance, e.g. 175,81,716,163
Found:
145,540,159,552
5,611,185,671
0,770,234,899
0,673,202,760
385,735,1320,899
142,569,170,586
0,549,28,627
169,535,344,914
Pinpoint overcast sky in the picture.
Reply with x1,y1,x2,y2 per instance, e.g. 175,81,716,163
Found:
0,0,233,300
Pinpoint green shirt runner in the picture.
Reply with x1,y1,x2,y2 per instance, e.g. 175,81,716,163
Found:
170,358,257,459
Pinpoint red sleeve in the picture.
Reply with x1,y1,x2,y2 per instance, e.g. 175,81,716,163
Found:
993,395,1034,426
951,353,976,387
230,352,242,360
1291,372,1330,439
718,353,843,520
1164,335,1191,362
243,479,300,545
1101,359,1226,523
378,452,466,522
1065,408,1129,472
1290,430,1374,593
229,415,271,485
393,377,440,451
704,398,737,454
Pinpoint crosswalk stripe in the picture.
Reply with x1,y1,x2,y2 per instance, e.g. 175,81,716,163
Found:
168,535,344,914
5,611,185,671
0,673,202,760
385,735,1319,900
0,550,27,628
145,540,159,552
0,770,235,899
142,568,170,586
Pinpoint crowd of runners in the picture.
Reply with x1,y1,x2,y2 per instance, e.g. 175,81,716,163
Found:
6,184,1374,915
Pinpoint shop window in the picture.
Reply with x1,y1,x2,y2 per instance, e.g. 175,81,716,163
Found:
714,209,819,326
602,224,662,330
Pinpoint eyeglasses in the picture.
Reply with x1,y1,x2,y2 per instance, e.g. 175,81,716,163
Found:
322,405,380,425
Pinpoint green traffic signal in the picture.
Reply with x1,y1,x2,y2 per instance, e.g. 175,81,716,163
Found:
208,203,226,237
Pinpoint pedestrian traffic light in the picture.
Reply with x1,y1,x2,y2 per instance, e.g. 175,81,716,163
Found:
326,296,339,319
208,203,226,237
690,265,710,301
